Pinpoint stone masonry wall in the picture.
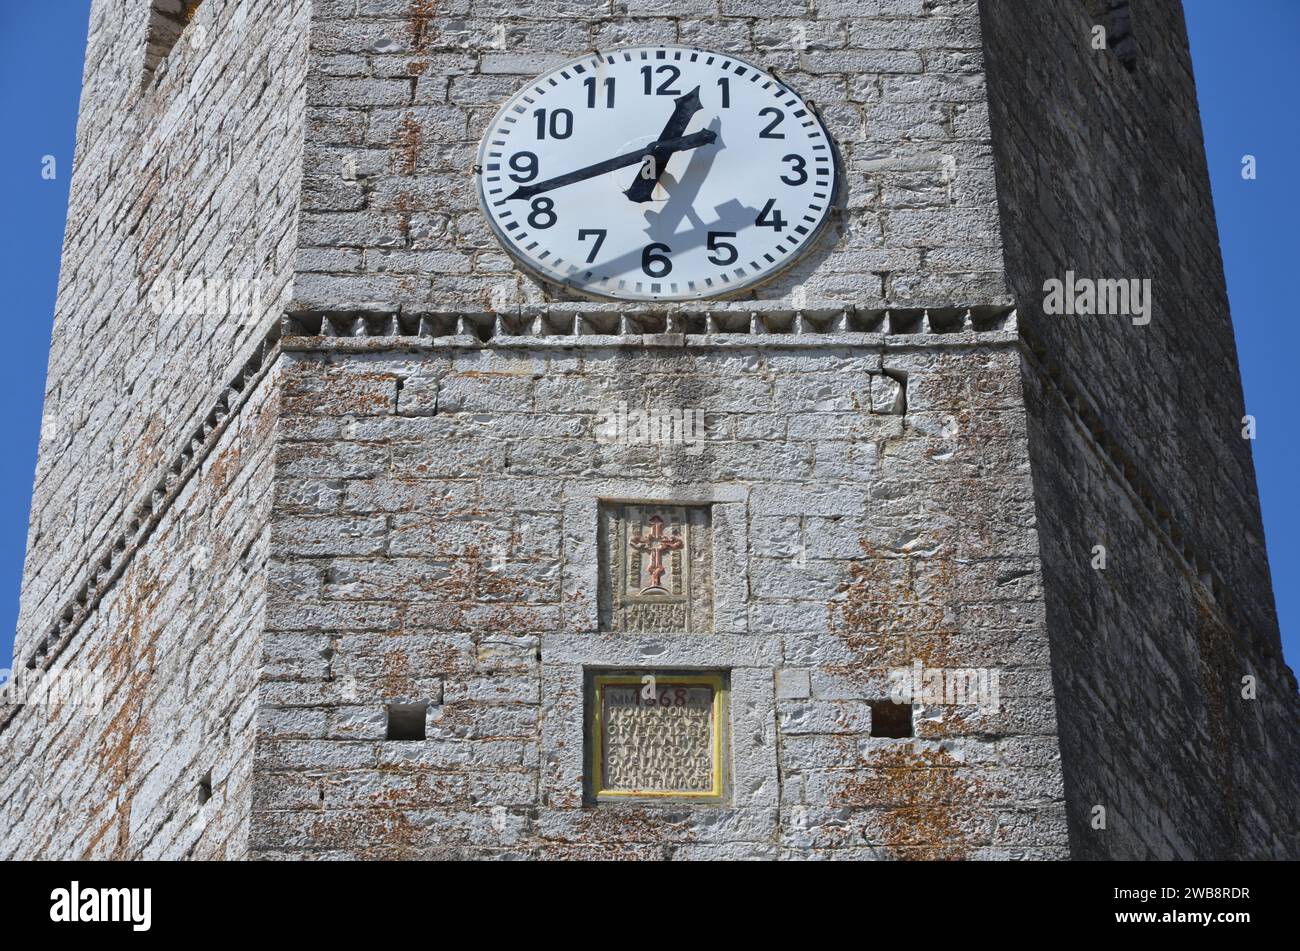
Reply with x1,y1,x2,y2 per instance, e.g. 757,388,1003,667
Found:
981,0,1300,857
16,0,310,665
1020,360,1299,858
13,0,1292,862
251,331,1068,859
0,367,279,859
294,0,1009,316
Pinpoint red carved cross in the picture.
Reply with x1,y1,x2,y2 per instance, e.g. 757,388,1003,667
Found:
629,515,684,592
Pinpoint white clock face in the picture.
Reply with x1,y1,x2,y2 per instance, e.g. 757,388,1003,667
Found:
475,45,837,302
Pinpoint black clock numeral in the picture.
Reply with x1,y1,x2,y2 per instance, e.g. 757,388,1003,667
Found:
508,151,538,183
528,196,557,229
533,108,573,139
758,107,785,139
578,228,607,263
755,199,786,232
780,154,808,186
641,64,682,96
717,77,731,109
706,231,738,266
584,76,615,108
641,243,673,278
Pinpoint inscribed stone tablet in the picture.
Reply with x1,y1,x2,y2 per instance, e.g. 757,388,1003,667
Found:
593,675,724,799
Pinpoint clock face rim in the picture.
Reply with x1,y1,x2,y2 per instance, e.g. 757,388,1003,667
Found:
473,44,840,305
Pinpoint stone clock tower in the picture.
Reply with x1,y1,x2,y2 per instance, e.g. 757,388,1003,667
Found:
2,0,1297,860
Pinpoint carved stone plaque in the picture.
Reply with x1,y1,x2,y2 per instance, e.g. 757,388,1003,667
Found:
599,503,712,633
592,674,725,799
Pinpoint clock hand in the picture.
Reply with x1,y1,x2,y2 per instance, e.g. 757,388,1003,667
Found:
504,129,717,201
625,86,704,203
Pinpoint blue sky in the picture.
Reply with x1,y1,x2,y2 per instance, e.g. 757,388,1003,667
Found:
0,2,1295,674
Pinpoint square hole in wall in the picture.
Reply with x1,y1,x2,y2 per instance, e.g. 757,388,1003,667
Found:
1086,0,1137,73
870,701,913,738
386,702,428,741
142,0,204,84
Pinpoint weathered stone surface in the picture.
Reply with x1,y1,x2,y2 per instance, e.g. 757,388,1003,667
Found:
250,340,1061,858
0,369,279,859
2,0,1294,862
15,0,310,665
983,0,1300,859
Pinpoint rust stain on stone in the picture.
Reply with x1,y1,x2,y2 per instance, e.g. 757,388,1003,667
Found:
402,0,438,81
549,806,696,858
1194,593,1240,840
407,0,439,53
365,770,463,809
284,369,397,416
377,648,414,699
308,808,421,860
84,555,163,858
129,414,167,498
394,193,415,243
835,745,987,860
820,529,985,859
396,114,421,177
827,540,953,674
207,444,240,493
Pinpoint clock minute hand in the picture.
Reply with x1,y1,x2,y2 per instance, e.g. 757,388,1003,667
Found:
504,129,717,202
626,86,703,204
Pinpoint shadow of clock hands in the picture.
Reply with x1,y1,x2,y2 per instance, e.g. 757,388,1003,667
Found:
642,116,723,234
574,196,762,288
561,117,768,290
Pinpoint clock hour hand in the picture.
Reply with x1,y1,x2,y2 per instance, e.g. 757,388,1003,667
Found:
504,129,716,202
625,86,703,203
